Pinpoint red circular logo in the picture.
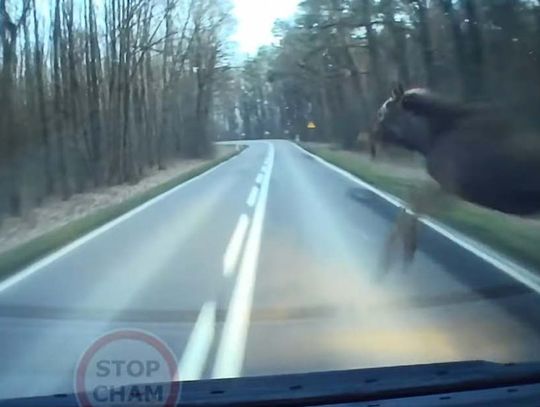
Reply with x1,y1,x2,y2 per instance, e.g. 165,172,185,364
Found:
75,330,181,407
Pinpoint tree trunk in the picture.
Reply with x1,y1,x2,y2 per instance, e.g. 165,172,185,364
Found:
32,0,53,197
86,0,104,186
0,0,22,216
65,0,87,193
409,0,436,87
460,0,485,98
53,0,70,199
380,0,411,86
361,0,384,103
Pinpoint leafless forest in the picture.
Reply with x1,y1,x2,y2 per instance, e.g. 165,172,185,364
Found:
0,0,233,220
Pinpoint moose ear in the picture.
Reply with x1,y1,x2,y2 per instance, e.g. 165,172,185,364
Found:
391,82,405,101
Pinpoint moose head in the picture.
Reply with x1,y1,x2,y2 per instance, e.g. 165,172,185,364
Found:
370,84,435,157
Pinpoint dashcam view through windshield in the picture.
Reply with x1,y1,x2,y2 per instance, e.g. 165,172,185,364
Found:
0,0,540,404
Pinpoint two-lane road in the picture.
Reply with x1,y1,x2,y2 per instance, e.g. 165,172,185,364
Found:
1,140,540,400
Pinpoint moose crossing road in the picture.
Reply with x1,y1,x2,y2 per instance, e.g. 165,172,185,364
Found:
2,140,540,400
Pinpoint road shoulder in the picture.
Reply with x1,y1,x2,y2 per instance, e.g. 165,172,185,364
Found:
295,141,540,293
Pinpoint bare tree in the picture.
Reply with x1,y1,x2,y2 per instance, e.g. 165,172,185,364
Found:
0,0,32,216
32,0,53,197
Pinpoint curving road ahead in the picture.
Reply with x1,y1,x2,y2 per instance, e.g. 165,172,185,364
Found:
1,140,540,400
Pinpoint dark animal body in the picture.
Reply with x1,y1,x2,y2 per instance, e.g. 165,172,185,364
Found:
373,87,540,216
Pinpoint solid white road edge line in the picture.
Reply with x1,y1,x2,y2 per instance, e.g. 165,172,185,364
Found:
255,173,263,184
0,153,244,293
246,186,259,208
177,301,217,381
292,142,540,294
223,214,250,277
212,142,275,379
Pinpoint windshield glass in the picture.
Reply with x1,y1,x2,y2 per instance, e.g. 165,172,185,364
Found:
1,0,540,403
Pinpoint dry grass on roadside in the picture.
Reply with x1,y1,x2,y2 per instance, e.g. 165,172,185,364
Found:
0,145,244,278
0,145,233,254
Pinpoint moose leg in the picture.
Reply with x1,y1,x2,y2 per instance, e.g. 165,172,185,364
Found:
379,182,451,274
377,208,417,276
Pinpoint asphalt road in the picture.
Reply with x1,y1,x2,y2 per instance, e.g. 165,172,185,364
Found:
2,140,540,401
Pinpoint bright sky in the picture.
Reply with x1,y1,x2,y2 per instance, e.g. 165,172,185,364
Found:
35,0,299,57
232,0,300,55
